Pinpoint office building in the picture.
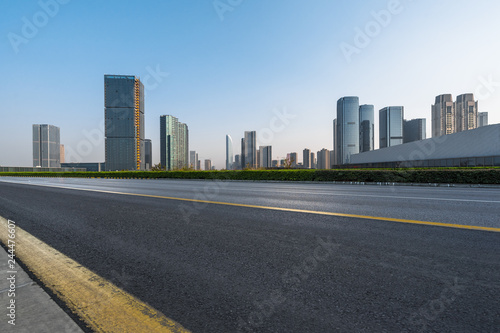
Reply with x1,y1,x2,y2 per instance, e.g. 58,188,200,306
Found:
336,97,360,165
259,146,272,168
455,94,478,132
317,149,330,170
311,152,316,169
243,131,257,169
432,94,455,137
404,119,426,143
160,115,189,170
226,135,233,170
144,139,152,170
240,138,245,169
379,106,404,148
104,75,145,171
256,149,260,167
329,151,335,168
190,151,199,170
359,104,374,153
303,149,311,169
289,152,297,168
234,155,240,170
204,159,212,171
332,119,337,165
197,160,201,170
478,112,488,127
33,124,60,168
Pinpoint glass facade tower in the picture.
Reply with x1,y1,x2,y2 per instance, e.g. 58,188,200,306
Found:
104,75,145,171
336,97,360,165
379,106,404,148
226,135,233,170
160,115,189,170
33,124,60,168
359,104,374,153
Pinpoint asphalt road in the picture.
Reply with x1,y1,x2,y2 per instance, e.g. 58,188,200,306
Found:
0,177,499,332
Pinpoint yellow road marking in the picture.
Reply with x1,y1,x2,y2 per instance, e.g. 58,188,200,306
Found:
9,182,500,233
0,216,190,333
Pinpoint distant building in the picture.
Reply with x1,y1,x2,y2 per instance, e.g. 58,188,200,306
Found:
33,124,60,168
336,96,360,165
478,112,488,127
204,159,212,171
104,75,145,171
259,146,272,168
310,152,316,169
226,135,233,170
359,104,374,153
289,152,297,168
144,139,152,170
403,119,426,143
379,106,404,148
190,151,199,170
234,155,240,170
256,149,260,167
317,149,330,170
160,115,189,170
332,119,337,166
60,144,65,164
240,138,245,169
243,131,257,168
303,149,311,169
432,94,455,137
455,93,478,132
196,160,201,170
272,160,278,167
329,150,335,168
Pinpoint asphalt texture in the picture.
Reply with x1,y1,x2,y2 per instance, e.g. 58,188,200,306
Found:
0,177,499,332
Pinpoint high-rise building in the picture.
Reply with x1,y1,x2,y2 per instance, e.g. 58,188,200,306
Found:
336,97,360,165
432,94,455,137
197,160,201,171
403,119,426,143
104,75,145,171
259,146,272,168
234,155,240,170
160,115,189,170
379,106,404,148
310,152,316,169
240,138,245,169
329,151,335,168
303,149,311,169
478,112,488,127
289,152,297,168
455,94,478,132
256,149,261,167
190,151,199,170
33,124,60,168
226,135,233,170
316,149,330,169
144,139,152,170
243,131,257,169
204,159,212,171
60,144,65,164
359,104,374,153
332,119,337,165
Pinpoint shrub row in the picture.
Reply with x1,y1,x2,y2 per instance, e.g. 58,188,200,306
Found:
1,169,499,184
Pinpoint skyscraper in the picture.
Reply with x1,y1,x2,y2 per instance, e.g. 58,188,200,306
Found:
190,151,199,170
432,94,455,137
243,131,257,169
104,75,145,171
332,118,337,166
478,112,488,127
379,106,404,148
33,124,60,168
455,93,478,132
316,149,330,169
160,115,189,170
240,138,245,169
204,159,212,171
336,97,360,165
144,139,152,170
259,146,272,168
403,119,426,143
226,135,233,170
289,152,298,168
234,155,240,170
310,152,316,169
303,149,311,169
359,104,374,153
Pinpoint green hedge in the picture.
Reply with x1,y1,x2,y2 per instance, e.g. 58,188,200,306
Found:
0,169,499,184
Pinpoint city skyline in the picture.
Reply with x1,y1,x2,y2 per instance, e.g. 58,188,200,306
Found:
2,1,500,168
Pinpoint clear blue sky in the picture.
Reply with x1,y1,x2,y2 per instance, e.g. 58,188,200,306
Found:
1,0,499,168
